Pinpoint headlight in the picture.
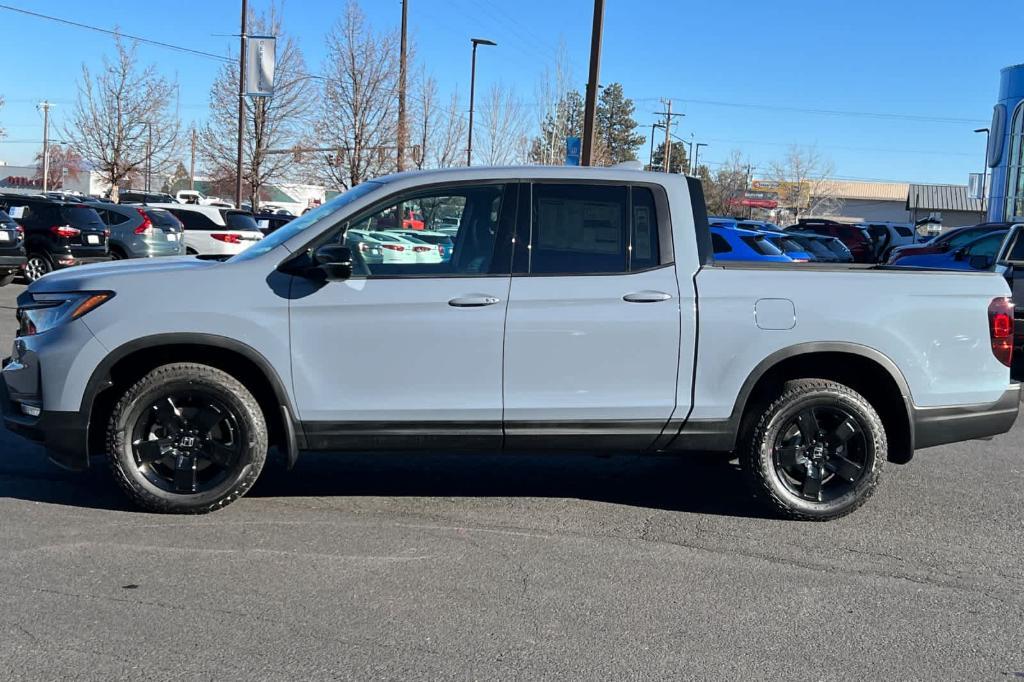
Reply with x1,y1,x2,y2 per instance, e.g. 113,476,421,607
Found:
16,292,114,337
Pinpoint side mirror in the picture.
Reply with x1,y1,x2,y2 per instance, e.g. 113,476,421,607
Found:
313,244,353,281
953,247,967,261
969,254,994,270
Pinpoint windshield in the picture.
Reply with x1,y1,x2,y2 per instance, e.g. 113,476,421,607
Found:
231,182,383,262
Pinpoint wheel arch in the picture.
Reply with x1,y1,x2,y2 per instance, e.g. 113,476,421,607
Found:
729,343,914,464
84,333,301,468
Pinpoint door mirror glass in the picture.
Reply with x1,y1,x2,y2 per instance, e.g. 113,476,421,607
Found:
313,244,353,281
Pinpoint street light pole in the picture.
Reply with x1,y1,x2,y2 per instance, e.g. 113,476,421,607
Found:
581,0,605,166
397,0,408,172
37,101,52,192
648,123,664,169
466,37,496,167
235,0,248,209
692,143,708,175
975,127,990,220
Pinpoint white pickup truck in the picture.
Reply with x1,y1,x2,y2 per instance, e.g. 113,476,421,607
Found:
2,166,1019,519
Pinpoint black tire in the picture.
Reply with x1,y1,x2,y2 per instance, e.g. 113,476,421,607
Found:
106,363,268,513
0,272,15,287
186,247,199,255
740,379,885,521
23,252,53,282
109,248,126,260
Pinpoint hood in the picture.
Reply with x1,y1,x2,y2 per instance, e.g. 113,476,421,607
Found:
28,255,221,293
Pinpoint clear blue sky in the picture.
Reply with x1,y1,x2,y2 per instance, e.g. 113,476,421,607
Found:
0,0,1020,184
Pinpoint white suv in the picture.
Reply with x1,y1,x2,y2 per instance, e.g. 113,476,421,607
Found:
151,204,264,256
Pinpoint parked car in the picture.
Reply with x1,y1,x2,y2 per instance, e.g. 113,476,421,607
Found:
710,225,794,262
118,190,177,205
150,204,264,256
0,194,110,282
91,204,186,259
857,222,917,261
254,212,296,236
887,223,1012,264
990,223,1024,358
760,231,815,262
780,232,849,263
889,229,1009,271
369,231,442,263
175,190,233,207
708,216,739,229
785,220,875,262
736,220,784,232
0,208,26,286
387,229,454,262
2,168,1018,523
341,229,384,265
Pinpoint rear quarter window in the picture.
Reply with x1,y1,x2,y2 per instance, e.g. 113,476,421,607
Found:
60,206,105,228
223,211,260,231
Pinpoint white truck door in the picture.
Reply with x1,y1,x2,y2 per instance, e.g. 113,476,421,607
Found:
288,183,517,449
502,182,683,450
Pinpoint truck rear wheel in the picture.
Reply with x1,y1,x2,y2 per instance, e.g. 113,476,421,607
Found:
106,363,268,513
740,379,885,521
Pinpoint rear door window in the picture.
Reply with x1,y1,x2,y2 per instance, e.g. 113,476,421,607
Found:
171,209,219,230
145,210,182,230
711,233,732,253
223,211,261,232
60,205,105,229
741,235,784,256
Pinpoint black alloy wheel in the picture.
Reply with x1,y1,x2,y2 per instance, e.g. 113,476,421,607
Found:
772,405,868,503
130,391,243,494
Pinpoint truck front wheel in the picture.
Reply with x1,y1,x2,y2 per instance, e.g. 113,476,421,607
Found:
740,379,885,521
106,363,268,513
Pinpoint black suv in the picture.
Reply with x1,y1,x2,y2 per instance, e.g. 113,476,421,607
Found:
118,190,177,204
0,194,110,282
0,208,27,286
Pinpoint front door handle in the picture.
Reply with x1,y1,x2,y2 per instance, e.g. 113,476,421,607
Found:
448,295,501,308
623,290,672,303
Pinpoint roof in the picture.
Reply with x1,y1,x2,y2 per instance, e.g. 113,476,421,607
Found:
906,184,987,212
824,180,908,201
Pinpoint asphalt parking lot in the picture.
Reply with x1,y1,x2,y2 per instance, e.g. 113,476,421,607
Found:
1,281,1022,680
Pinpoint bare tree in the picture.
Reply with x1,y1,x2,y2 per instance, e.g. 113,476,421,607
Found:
200,5,314,210
531,43,575,166
316,1,399,189
703,150,751,216
478,83,529,166
431,90,467,169
0,96,5,140
34,144,85,189
410,68,436,170
769,145,842,219
63,36,180,201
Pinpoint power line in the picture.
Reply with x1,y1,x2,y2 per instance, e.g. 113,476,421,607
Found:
0,4,231,62
634,96,987,125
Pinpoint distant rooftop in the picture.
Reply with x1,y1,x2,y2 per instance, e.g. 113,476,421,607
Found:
906,183,986,213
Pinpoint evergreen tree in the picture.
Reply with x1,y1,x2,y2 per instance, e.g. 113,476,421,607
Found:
529,89,584,165
649,141,689,174
596,83,644,164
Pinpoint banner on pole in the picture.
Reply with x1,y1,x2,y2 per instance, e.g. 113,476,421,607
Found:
245,35,277,97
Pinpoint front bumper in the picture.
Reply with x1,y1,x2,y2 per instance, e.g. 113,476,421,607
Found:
0,374,90,470
912,383,1021,450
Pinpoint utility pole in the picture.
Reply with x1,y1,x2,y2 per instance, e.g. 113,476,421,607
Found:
581,0,605,166
145,122,153,192
397,0,408,172
648,122,664,169
653,101,684,173
692,142,708,176
745,163,754,218
235,0,248,209
37,101,53,192
189,128,197,191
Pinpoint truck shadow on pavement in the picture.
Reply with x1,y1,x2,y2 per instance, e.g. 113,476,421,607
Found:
248,450,768,518
0,428,766,518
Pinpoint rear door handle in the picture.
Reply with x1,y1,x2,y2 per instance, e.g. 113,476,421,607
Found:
448,295,501,308
623,290,672,303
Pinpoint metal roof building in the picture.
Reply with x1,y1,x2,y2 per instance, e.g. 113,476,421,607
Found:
906,183,988,229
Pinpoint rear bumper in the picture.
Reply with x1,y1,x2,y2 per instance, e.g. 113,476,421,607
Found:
0,254,26,271
911,383,1020,449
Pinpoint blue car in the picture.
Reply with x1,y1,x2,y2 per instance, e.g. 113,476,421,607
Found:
709,216,739,229
710,226,794,263
760,231,816,262
890,229,1007,271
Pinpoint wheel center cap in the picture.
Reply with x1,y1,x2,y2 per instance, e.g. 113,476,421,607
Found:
812,442,826,459
179,436,196,448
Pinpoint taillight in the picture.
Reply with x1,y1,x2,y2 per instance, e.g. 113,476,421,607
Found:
437,245,444,256
134,209,153,235
211,233,243,244
381,244,405,252
412,245,430,253
988,297,1014,367
358,242,369,253
50,225,80,239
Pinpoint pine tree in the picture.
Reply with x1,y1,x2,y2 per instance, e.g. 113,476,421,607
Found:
650,141,689,174
595,83,644,164
529,89,584,165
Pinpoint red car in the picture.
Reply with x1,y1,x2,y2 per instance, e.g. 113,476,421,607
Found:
886,222,1011,264
784,220,876,262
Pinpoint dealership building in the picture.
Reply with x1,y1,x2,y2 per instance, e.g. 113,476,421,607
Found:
987,63,1024,224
